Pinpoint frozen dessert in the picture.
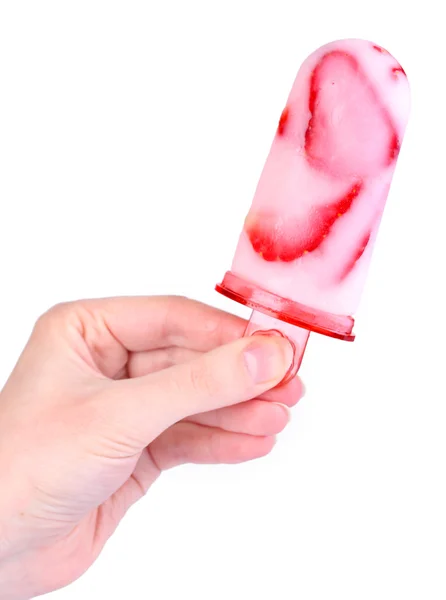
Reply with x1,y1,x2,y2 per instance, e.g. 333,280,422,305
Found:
216,39,410,380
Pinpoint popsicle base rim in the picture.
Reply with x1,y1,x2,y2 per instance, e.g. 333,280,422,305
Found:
216,271,355,342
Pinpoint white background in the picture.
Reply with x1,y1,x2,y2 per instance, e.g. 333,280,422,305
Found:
0,1,444,598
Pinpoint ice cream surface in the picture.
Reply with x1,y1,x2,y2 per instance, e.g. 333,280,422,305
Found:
229,39,410,317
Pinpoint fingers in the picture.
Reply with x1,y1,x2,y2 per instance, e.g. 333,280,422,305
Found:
127,347,201,377
109,404,290,512
127,347,304,405
66,296,247,352
149,422,276,470
105,335,294,451
126,348,308,404
187,400,290,436
106,402,288,514
259,375,306,407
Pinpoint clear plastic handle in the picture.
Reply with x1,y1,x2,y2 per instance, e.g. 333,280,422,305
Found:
244,309,310,385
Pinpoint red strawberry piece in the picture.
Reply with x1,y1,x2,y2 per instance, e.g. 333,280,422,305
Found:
305,51,400,177
392,65,406,78
389,132,400,163
277,106,290,136
338,230,371,281
246,182,362,262
372,44,389,54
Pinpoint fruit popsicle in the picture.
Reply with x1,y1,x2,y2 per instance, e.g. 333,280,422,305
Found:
216,39,410,381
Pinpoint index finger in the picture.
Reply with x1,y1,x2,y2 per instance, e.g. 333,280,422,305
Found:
78,295,247,352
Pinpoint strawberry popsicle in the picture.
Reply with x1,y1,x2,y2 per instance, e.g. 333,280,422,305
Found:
216,39,410,381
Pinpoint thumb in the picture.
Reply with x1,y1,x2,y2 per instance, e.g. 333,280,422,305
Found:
106,335,294,447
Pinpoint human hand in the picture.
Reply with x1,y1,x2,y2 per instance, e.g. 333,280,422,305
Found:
0,296,303,598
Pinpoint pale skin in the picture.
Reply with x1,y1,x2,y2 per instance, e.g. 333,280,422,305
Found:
0,296,304,599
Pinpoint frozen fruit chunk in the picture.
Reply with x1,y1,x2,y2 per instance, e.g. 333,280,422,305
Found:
246,182,362,262
305,51,400,177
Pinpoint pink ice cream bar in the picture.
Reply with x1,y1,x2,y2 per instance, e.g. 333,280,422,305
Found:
216,39,410,381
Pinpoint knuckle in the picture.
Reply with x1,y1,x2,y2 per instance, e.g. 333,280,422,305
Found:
33,302,74,334
32,300,94,343
187,360,221,398
38,300,77,322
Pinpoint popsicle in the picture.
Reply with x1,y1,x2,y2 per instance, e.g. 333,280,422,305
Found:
216,39,410,381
